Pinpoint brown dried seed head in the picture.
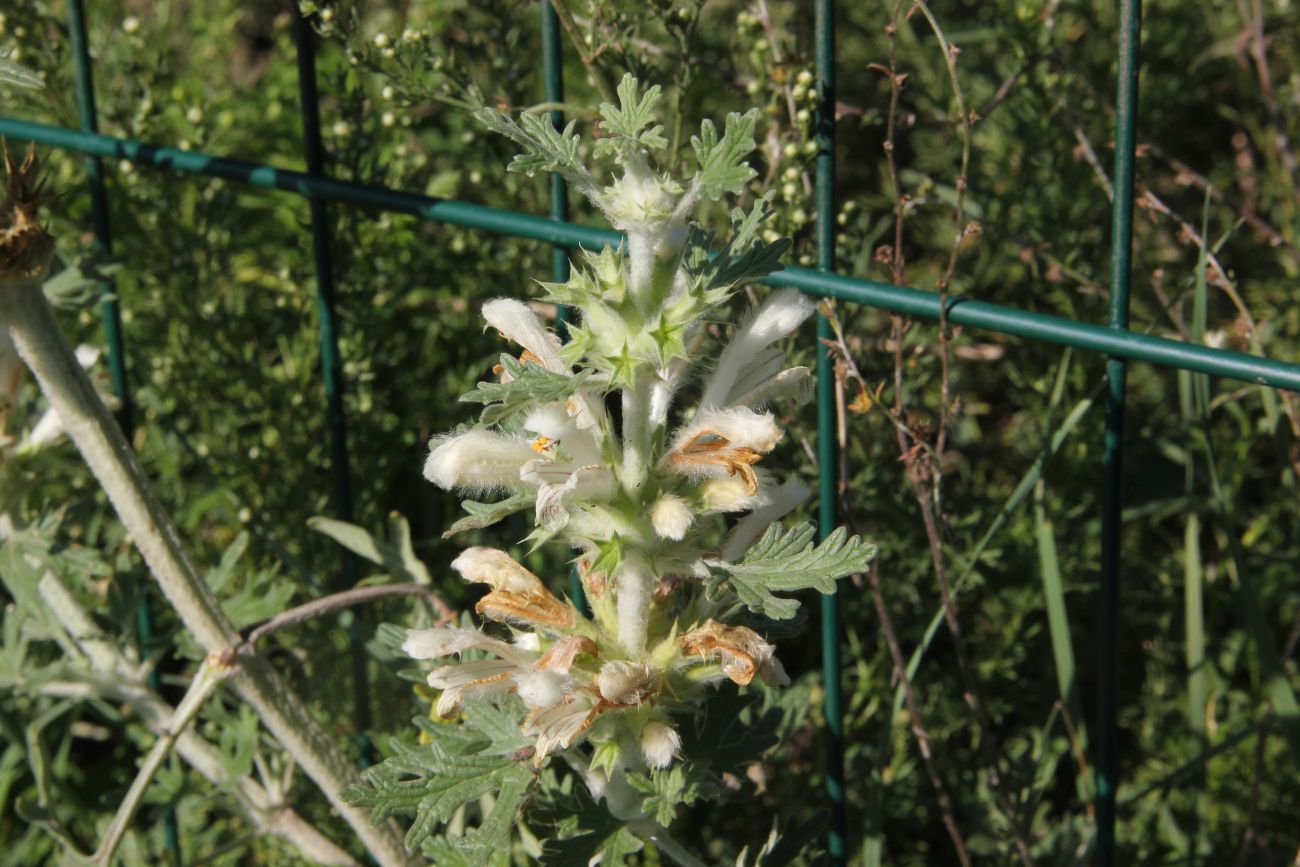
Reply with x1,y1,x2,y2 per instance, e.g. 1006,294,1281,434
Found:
0,142,56,281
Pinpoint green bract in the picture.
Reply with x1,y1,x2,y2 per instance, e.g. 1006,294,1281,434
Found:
345,76,876,863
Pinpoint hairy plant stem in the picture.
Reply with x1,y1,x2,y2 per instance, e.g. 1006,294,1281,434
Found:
614,554,655,655
620,372,654,496
643,824,708,867
36,571,358,865
0,277,410,867
90,658,225,867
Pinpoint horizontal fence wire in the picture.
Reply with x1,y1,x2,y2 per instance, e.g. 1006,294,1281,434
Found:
3,116,1298,393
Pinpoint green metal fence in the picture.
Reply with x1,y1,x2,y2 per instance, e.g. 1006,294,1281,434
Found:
4,0,1299,864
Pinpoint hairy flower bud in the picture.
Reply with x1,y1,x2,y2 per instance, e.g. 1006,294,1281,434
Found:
649,494,693,540
640,720,682,769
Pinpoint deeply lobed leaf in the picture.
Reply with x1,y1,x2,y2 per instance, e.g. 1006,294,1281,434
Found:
716,523,878,619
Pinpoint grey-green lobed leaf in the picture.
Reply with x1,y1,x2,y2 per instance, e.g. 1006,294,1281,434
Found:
716,522,877,619
474,107,595,189
343,738,536,853
691,109,760,200
443,492,536,538
458,354,592,425
595,74,667,157
707,236,791,292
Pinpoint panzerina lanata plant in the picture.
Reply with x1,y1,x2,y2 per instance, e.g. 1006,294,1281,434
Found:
347,77,876,862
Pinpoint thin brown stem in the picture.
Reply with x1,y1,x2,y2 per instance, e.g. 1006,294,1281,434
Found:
245,583,455,651
903,461,1037,867
1232,706,1273,867
1054,700,1095,820
548,0,617,105
866,561,973,867
911,1,971,522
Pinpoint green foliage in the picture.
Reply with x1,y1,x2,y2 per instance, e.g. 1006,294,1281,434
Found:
442,493,535,538
536,787,643,866
627,765,711,826
595,73,667,158
343,700,536,857
458,354,592,425
690,110,760,200
714,523,878,620
473,107,592,188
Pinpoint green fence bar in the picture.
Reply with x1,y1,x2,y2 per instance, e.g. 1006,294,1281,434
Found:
3,118,1295,395
290,7,370,756
539,0,586,613
814,0,845,862
1097,0,1143,863
63,2,181,860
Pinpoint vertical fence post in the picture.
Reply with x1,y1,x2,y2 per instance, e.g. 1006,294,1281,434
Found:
290,7,370,757
539,0,586,613
64,2,180,860
814,1,845,862
1097,0,1142,863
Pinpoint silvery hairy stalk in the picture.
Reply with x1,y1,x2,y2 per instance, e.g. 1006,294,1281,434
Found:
344,77,876,863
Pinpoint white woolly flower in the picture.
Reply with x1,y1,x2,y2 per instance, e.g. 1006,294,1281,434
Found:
423,430,536,493
481,298,566,373
451,547,546,594
700,288,814,408
522,461,617,531
649,494,693,541
403,627,487,660
661,408,782,496
428,659,521,717
732,365,813,408
640,721,681,769
670,406,782,454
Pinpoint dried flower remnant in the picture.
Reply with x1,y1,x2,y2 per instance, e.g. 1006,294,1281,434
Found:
0,143,55,281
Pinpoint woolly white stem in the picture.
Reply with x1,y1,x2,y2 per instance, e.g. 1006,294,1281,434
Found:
91,659,225,867
614,556,656,654
620,375,653,494
36,572,357,866
0,278,409,867
642,824,708,867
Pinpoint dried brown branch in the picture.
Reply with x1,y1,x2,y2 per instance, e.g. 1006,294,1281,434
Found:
866,560,973,867
547,0,618,105
245,582,455,652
